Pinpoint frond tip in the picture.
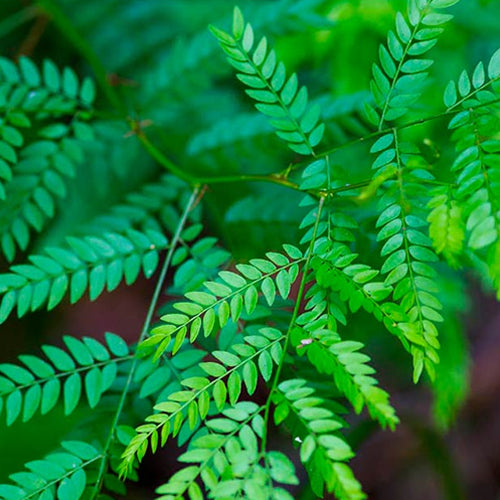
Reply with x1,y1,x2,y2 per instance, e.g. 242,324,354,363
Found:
366,0,459,129
210,6,325,156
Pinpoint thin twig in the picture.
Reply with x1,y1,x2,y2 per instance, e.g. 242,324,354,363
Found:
90,187,201,498
260,196,325,454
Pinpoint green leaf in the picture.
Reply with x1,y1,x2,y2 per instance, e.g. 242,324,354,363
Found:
105,332,129,356
84,367,102,408
261,277,276,306
213,379,227,410
41,379,60,414
258,351,273,381
242,361,258,395
57,469,86,500
64,373,82,415
444,80,457,107
233,7,244,39
488,48,500,79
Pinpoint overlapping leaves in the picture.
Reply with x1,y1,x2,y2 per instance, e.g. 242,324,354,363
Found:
275,379,365,500
120,326,285,475
155,402,298,500
0,56,95,259
370,130,442,381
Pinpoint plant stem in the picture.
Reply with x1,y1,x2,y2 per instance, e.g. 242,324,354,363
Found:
260,196,325,454
196,173,298,190
294,94,500,171
136,128,300,190
90,187,200,498
136,131,198,184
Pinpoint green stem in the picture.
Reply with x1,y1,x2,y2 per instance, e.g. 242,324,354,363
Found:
135,132,198,184
36,0,125,114
90,187,200,498
325,179,371,196
197,173,298,190
26,455,103,500
294,94,500,171
261,196,325,453
137,129,300,190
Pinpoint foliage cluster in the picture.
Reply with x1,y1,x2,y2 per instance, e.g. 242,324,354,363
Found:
0,0,499,499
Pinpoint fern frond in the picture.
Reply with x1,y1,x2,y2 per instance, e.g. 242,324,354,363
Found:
444,51,500,292
0,55,95,258
0,332,129,425
427,186,465,268
210,7,325,155
303,335,398,430
0,228,169,323
443,47,500,110
155,401,298,500
0,56,95,117
0,440,101,500
141,244,303,360
0,124,91,262
312,245,409,348
366,0,459,129
120,325,285,475
275,379,365,500
302,251,399,428
370,130,442,382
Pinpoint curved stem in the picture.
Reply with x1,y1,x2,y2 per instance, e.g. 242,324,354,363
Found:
136,128,300,190
135,131,198,185
196,173,298,190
